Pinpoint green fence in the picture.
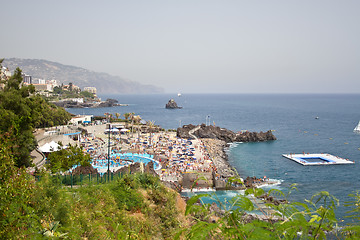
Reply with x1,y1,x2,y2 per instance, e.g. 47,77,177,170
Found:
35,171,129,188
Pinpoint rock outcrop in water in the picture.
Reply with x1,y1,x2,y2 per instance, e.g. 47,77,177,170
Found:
165,99,182,109
177,124,276,143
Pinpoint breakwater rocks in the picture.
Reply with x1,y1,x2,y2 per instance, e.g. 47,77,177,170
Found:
202,138,242,190
177,124,276,143
202,139,236,175
179,138,239,190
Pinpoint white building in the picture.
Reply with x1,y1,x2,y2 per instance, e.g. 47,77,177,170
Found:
66,98,84,103
69,115,93,125
84,87,97,95
37,79,46,84
0,66,11,89
1,66,11,79
22,73,32,84
47,79,60,87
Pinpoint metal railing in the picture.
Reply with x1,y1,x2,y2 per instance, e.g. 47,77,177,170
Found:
35,171,130,188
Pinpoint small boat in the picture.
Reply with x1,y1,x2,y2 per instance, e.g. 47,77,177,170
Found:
177,93,182,97
354,121,360,133
315,116,319,119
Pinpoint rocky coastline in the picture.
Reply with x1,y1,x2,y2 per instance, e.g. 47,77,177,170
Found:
177,124,276,143
201,138,239,190
52,98,128,108
177,124,277,190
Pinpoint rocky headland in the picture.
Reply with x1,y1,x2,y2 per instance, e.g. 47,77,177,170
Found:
177,124,276,143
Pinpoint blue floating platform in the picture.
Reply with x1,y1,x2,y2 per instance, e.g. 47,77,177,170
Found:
282,153,354,166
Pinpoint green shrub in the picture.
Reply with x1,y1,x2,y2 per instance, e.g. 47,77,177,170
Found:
0,132,41,238
111,175,145,211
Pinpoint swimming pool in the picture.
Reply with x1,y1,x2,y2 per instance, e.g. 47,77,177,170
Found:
91,153,161,173
282,153,354,166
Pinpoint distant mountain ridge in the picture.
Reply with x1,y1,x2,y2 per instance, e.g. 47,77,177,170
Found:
2,58,163,94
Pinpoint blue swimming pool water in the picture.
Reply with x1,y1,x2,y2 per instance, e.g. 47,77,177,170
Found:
85,153,159,172
299,157,333,163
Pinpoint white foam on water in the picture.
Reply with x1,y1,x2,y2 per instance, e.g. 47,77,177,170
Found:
181,188,216,193
258,179,284,190
220,190,246,198
228,142,242,148
225,142,242,153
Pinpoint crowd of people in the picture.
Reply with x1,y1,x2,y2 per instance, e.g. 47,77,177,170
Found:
79,126,218,183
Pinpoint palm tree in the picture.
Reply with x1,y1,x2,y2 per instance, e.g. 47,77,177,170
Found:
104,112,110,123
115,112,120,120
148,120,155,146
128,112,135,136
123,112,131,121
136,124,141,143
133,115,142,124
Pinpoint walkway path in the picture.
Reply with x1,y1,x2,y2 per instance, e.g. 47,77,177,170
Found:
188,125,201,140
28,149,46,173
28,126,80,173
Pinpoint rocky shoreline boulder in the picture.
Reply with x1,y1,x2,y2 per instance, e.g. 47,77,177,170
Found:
177,124,276,143
235,130,276,142
72,165,99,175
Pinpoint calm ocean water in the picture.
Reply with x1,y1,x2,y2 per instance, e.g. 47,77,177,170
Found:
67,93,360,221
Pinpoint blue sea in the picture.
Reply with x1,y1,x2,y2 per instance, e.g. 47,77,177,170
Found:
67,93,360,221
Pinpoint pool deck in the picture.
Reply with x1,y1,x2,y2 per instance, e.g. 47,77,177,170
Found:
282,153,355,166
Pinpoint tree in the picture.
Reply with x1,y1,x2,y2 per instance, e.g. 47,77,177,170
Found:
123,112,131,121
52,86,63,95
0,131,40,238
133,115,142,124
148,120,155,146
0,62,72,167
0,67,38,167
80,90,94,99
127,112,135,135
46,143,91,174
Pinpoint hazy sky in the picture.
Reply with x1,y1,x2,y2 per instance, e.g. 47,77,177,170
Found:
2,1,360,93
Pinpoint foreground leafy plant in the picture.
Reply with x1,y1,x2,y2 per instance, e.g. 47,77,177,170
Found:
182,185,342,239
0,131,41,239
